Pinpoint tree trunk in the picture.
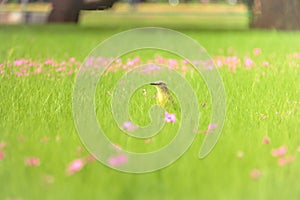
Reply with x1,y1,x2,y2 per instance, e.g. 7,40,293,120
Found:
48,0,83,23
251,0,300,30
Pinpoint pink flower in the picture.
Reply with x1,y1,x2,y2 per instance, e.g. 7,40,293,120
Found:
69,57,76,63
56,67,66,72
0,151,4,160
67,70,73,75
244,57,254,69
165,112,176,123
24,157,40,166
121,121,138,132
216,60,223,67
204,124,218,134
14,59,26,66
253,48,261,56
262,61,270,66
278,155,294,166
250,169,261,179
45,59,54,65
263,137,270,144
66,158,85,175
127,60,134,66
133,57,140,64
115,58,121,63
272,146,287,157
108,154,127,166
293,52,300,59
206,65,213,70
224,56,239,72
208,124,218,130
34,67,42,74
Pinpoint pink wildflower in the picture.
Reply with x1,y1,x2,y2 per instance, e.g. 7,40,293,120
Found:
45,59,54,65
34,67,42,74
244,57,254,69
272,146,287,157
67,70,73,75
69,57,76,63
14,59,26,66
208,124,218,130
108,154,127,166
263,61,270,66
263,137,270,144
121,121,138,132
66,158,85,175
250,169,261,179
204,124,218,134
165,112,176,123
24,157,40,166
253,48,261,56
216,60,223,67
278,155,294,166
56,67,66,72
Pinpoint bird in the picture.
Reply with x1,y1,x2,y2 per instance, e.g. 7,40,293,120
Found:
150,81,174,110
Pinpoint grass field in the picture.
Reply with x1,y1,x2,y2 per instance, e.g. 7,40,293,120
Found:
0,24,300,200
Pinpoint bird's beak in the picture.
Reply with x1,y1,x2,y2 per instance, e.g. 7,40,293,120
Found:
150,82,157,85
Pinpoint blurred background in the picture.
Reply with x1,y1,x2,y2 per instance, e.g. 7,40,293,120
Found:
0,0,299,30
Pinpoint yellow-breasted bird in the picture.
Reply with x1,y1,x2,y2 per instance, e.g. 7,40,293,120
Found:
150,81,174,110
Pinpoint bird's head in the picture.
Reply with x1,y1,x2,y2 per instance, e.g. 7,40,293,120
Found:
150,81,169,93
150,81,167,87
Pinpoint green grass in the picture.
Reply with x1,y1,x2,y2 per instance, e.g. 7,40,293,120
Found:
0,25,300,200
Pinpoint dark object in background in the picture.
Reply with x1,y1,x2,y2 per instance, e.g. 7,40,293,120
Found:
251,0,300,30
48,0,117,23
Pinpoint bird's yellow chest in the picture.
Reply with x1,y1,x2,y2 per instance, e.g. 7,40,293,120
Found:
157,92,164,105
156,89,168,106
